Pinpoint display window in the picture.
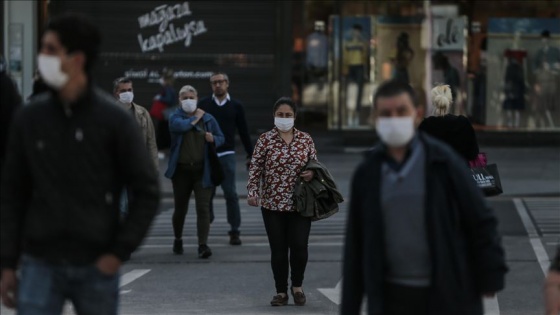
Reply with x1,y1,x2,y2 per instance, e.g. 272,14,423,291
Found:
485,18,560,129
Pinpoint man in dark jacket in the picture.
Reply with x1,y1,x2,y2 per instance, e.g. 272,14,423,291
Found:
0,14,159,314
341,80,507,315
198,72,253,245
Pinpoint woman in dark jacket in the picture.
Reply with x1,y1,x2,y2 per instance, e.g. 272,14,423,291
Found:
419,84,479,163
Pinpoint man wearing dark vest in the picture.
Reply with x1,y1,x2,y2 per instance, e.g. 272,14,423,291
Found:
198,72,253,245
341,80,507,315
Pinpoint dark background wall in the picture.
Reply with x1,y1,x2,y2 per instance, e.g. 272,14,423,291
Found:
48,0,292,133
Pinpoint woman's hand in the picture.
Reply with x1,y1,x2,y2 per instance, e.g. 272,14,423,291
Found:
300,170,314,182
247,196,260,207
205,132,214,143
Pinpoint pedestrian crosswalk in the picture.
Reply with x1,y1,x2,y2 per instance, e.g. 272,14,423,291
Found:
151,198,348,237
523,197,560,236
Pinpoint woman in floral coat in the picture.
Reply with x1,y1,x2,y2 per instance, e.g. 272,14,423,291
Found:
247,97,317,307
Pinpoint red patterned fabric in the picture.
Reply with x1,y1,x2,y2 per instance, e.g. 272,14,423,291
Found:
504,49,527,64
247,128,317,212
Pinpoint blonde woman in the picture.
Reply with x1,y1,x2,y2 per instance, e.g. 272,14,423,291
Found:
418,84,479,163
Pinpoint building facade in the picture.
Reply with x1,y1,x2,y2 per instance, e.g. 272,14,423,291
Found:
2,0,559,137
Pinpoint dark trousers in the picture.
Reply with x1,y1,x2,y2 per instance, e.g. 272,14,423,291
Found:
208,154,241,233
384,282,429,315
261,208,311,294
171,164,212,245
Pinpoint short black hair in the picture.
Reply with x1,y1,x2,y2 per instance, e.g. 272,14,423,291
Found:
373,80,417,108
542,30,550,38
45,13,101,74
273,97,297,115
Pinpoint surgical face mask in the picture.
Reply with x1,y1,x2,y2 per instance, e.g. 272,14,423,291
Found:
274,117,294,132
118,91,134,104
181,99,197,113
37,54,69,90
375,116,415,147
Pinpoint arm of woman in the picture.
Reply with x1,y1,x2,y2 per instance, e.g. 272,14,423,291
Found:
460,116,479,161
300,134,318,182
247,134,267,206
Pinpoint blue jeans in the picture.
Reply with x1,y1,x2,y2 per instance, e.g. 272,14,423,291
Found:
209,154,241,233
17,255,119,315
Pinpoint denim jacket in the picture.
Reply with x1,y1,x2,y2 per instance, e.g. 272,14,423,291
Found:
164,108,225,188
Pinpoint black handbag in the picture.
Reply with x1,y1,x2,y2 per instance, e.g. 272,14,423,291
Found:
207,143,224,186
471,164,503,197
204,121,224,186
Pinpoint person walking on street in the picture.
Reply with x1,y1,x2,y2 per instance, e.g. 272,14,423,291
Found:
247,97,316,307
165,85,224,258
199,72,253,245
150,69,176,159
418,84,479,164
544,247,560,315
341,80,508,315
0,14,160,315
113,77,159,219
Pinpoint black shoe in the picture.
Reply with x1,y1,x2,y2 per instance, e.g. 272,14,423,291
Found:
198,244,212,259
270,294,288,306
291,287,306,306
173,239,184,255
229,231,242,245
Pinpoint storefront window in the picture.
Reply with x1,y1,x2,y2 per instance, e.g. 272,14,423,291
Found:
485,18,560,129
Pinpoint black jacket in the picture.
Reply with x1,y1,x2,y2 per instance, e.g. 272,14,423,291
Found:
0,71,22,167
198,96,253,157
341,133,507,315
0,87,160,269
294,160,344,221
418,114,479,162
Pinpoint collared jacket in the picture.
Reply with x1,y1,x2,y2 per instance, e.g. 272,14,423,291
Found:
0,87,160,269
294,160,344,221
341,132,508,315
130,102,158,170
164,108,225,188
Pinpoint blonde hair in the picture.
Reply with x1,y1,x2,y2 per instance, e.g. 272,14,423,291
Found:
431,84,452,116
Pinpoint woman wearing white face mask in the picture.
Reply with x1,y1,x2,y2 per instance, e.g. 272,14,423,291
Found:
164,85,225,259
247,97,317,307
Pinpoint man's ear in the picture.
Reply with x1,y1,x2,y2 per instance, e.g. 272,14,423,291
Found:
414,106,425,126
73,51,87,73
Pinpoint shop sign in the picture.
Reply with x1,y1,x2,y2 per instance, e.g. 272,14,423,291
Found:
136,1,207,53
432,17,465,51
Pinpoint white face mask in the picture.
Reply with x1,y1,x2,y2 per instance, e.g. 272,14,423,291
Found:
375,116,415,147
118,91,134,104
274,117,294,132
181,99,197,113
37,54,69,90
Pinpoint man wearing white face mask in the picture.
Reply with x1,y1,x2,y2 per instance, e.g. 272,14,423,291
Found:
0,14,160,315
165,85,224,258
113,77,158,169
113,77,158,223
341,80,507,315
